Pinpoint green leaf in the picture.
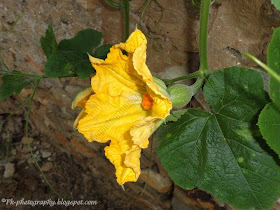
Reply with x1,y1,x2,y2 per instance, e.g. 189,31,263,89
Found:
258,103,280,157
40,23,57,58
271,0,280,10
165,109,188,123
44,29,103,79
157,67,280,209
0,71,34,99
268,27,280,107
58,29,102,53
93,44,112,60
259,26,280,160
44,51,92,79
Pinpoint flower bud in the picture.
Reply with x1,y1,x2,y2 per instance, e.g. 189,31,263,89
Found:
168,84,193,109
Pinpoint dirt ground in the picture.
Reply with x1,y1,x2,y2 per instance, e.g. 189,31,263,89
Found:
0,116,150,210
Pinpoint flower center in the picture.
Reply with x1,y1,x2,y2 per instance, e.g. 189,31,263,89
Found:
142,93,153,110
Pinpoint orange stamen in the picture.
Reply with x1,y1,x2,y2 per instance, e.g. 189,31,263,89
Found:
142,93,153,110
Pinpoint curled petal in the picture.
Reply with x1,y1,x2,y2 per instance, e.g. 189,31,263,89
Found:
115,30,147,54
71,87,94,109
73,109,86,129
105,139,141,185
130,116,162,148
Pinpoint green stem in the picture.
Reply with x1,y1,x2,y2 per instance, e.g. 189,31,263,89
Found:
123,0,130,41
0,70,78,79
27,143,61,197
0,98,30,132
25,78,41,136
24,78,61,198
0,11,24,41
162,71,202,86
0,72,43,78
199,0,211,77
105,0,124,8
190,77,204,94
0,52,10,70
243,52,280,83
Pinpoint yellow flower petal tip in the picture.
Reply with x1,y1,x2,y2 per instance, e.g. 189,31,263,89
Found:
75,29,172,185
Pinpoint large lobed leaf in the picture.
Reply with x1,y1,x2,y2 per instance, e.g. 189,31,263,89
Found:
0,71,35,99
258,27,280,158
40,23,57,58
268,27,280,107
258,103,280,158
157,67,280,209
93,44,113,60
41,25,105,79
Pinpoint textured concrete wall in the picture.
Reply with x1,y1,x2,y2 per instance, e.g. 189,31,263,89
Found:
1,0,280,209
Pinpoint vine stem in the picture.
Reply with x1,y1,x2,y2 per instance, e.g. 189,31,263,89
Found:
243,52,280,83
24,77,61,198
0,10,24,41
161,0,211,85
199,0,211,77
105,0,124,8
25,78,41,136
123,0,130,41
190,77,205,94
0,98,30,132
162,71,203,86
0,70,78,79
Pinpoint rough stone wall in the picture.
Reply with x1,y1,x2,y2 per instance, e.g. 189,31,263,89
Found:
1,0,280,209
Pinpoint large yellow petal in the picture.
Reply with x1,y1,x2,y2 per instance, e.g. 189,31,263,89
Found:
77,92,148,143
89,47,146,96
105,139,141,185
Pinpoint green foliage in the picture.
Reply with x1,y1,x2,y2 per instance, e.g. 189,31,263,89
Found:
93,44,112,60
258,103,280,158
0,71,35,99
257,27,280,158
268,27,280,106
165,109,188,123
40,23,57,58
271,0,280,10
42,28,103,79
157,67,280,209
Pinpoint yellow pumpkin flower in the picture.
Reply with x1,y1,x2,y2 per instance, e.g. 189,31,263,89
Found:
74,29,172,185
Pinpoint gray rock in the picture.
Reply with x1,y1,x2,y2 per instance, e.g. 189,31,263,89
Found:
41,162,53,172
11,149,16,156
3,163,15,178
42,151,52,158
21,137,34,144
27,158,34,165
